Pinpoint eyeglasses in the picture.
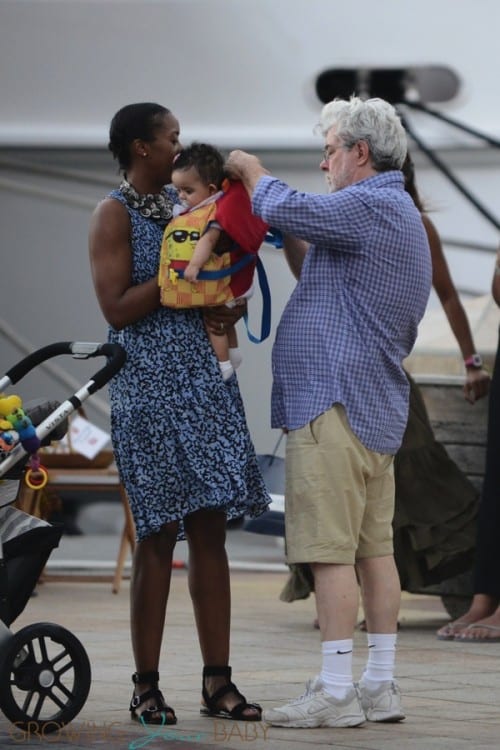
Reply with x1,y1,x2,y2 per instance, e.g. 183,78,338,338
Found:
321,142,356,162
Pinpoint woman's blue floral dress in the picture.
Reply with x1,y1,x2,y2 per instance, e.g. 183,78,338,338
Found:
107,189,270,541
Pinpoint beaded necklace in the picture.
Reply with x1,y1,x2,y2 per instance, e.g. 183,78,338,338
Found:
119,179,175,225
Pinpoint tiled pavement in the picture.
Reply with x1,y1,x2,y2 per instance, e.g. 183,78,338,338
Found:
1,561,500,750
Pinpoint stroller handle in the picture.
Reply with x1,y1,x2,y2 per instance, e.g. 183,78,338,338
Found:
4,342,126,392
0,342,126,479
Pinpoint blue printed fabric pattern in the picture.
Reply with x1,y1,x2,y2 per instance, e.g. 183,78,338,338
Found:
106,189,270,541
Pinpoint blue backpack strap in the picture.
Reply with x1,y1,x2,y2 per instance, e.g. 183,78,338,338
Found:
175,254,271,343
264,227,284,249
243,256,271,343
191,253,254,280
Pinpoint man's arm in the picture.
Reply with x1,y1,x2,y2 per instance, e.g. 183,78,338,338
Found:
226,150,310,279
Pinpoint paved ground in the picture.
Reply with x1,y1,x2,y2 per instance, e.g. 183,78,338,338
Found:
1,527,500,750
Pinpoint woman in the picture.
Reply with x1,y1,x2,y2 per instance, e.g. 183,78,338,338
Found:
394,154,490,594
437,246,500,642
89,103,269,724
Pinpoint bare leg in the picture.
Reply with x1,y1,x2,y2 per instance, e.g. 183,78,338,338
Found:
356,555,400,633
184,509,259,717
227,326,238,349
185,510,230,664
130,521,178,719
312,562,359,640
206,323,229,364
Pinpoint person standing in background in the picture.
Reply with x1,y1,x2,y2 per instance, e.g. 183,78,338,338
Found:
438,246,500,642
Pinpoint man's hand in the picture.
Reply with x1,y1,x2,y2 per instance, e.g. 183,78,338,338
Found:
225,150,269,193
203,301,247,336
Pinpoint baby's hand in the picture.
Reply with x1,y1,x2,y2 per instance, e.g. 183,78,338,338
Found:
184,263,200,282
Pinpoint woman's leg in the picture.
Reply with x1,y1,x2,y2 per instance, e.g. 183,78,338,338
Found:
130,521,178,719
184,509,259,717
184,509,230,664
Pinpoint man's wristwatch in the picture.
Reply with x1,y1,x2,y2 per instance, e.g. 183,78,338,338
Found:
464,353,483,369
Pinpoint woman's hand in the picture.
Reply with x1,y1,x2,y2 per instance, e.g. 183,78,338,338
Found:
463,368,490,404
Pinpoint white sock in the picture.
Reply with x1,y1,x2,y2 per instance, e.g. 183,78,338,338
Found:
320,639,354,699
362,633,397,686
229,347,243,370
219,360,234,381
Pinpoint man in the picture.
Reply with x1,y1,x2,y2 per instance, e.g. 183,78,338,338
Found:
226,96,432,728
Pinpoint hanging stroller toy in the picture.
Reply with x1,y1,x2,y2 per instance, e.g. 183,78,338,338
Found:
0,341,125,733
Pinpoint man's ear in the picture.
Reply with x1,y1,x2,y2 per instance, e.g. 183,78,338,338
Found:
356,140,371,166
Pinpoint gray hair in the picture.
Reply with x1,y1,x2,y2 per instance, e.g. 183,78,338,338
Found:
317,96,408,171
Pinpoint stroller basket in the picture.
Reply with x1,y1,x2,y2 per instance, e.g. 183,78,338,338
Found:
0,505,62,627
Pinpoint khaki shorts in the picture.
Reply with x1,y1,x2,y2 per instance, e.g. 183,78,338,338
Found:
284,404,395,565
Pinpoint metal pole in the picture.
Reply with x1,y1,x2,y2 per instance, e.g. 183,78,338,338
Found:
402,100,500,150
400,114,500,232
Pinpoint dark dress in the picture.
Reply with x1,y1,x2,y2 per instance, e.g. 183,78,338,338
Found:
473,328,500,597
107,189,270,542
392,373,478,591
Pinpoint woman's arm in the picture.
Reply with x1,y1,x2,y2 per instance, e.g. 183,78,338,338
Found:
89,198,161,330
424,214,490,403
492,246,500,308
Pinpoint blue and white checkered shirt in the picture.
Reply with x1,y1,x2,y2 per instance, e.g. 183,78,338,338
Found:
252,171,432,454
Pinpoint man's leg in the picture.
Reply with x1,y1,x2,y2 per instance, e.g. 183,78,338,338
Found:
356,554,405,722
264,408,366,728
357,554,400,634
314,562,359,638
312,562,359,701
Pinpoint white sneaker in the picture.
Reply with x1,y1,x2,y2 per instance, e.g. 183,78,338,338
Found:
358,680,405,722
263,677,365,728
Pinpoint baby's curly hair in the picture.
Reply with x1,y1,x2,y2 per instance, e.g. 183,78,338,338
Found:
173,142,226,189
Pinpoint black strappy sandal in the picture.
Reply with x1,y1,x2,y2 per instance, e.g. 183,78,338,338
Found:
129,670,177,725
200,665,262,721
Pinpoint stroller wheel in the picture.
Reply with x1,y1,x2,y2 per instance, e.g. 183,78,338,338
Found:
0,622,91,733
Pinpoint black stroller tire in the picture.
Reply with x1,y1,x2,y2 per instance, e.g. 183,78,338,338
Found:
0,622,91,733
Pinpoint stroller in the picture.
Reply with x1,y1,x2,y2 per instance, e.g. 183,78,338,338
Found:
0,341,125,733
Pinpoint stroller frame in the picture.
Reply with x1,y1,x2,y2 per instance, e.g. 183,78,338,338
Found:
0,341,125,732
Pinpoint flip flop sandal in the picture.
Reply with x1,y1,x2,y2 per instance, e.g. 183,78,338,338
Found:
436,620,470,641
456,624,500,643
